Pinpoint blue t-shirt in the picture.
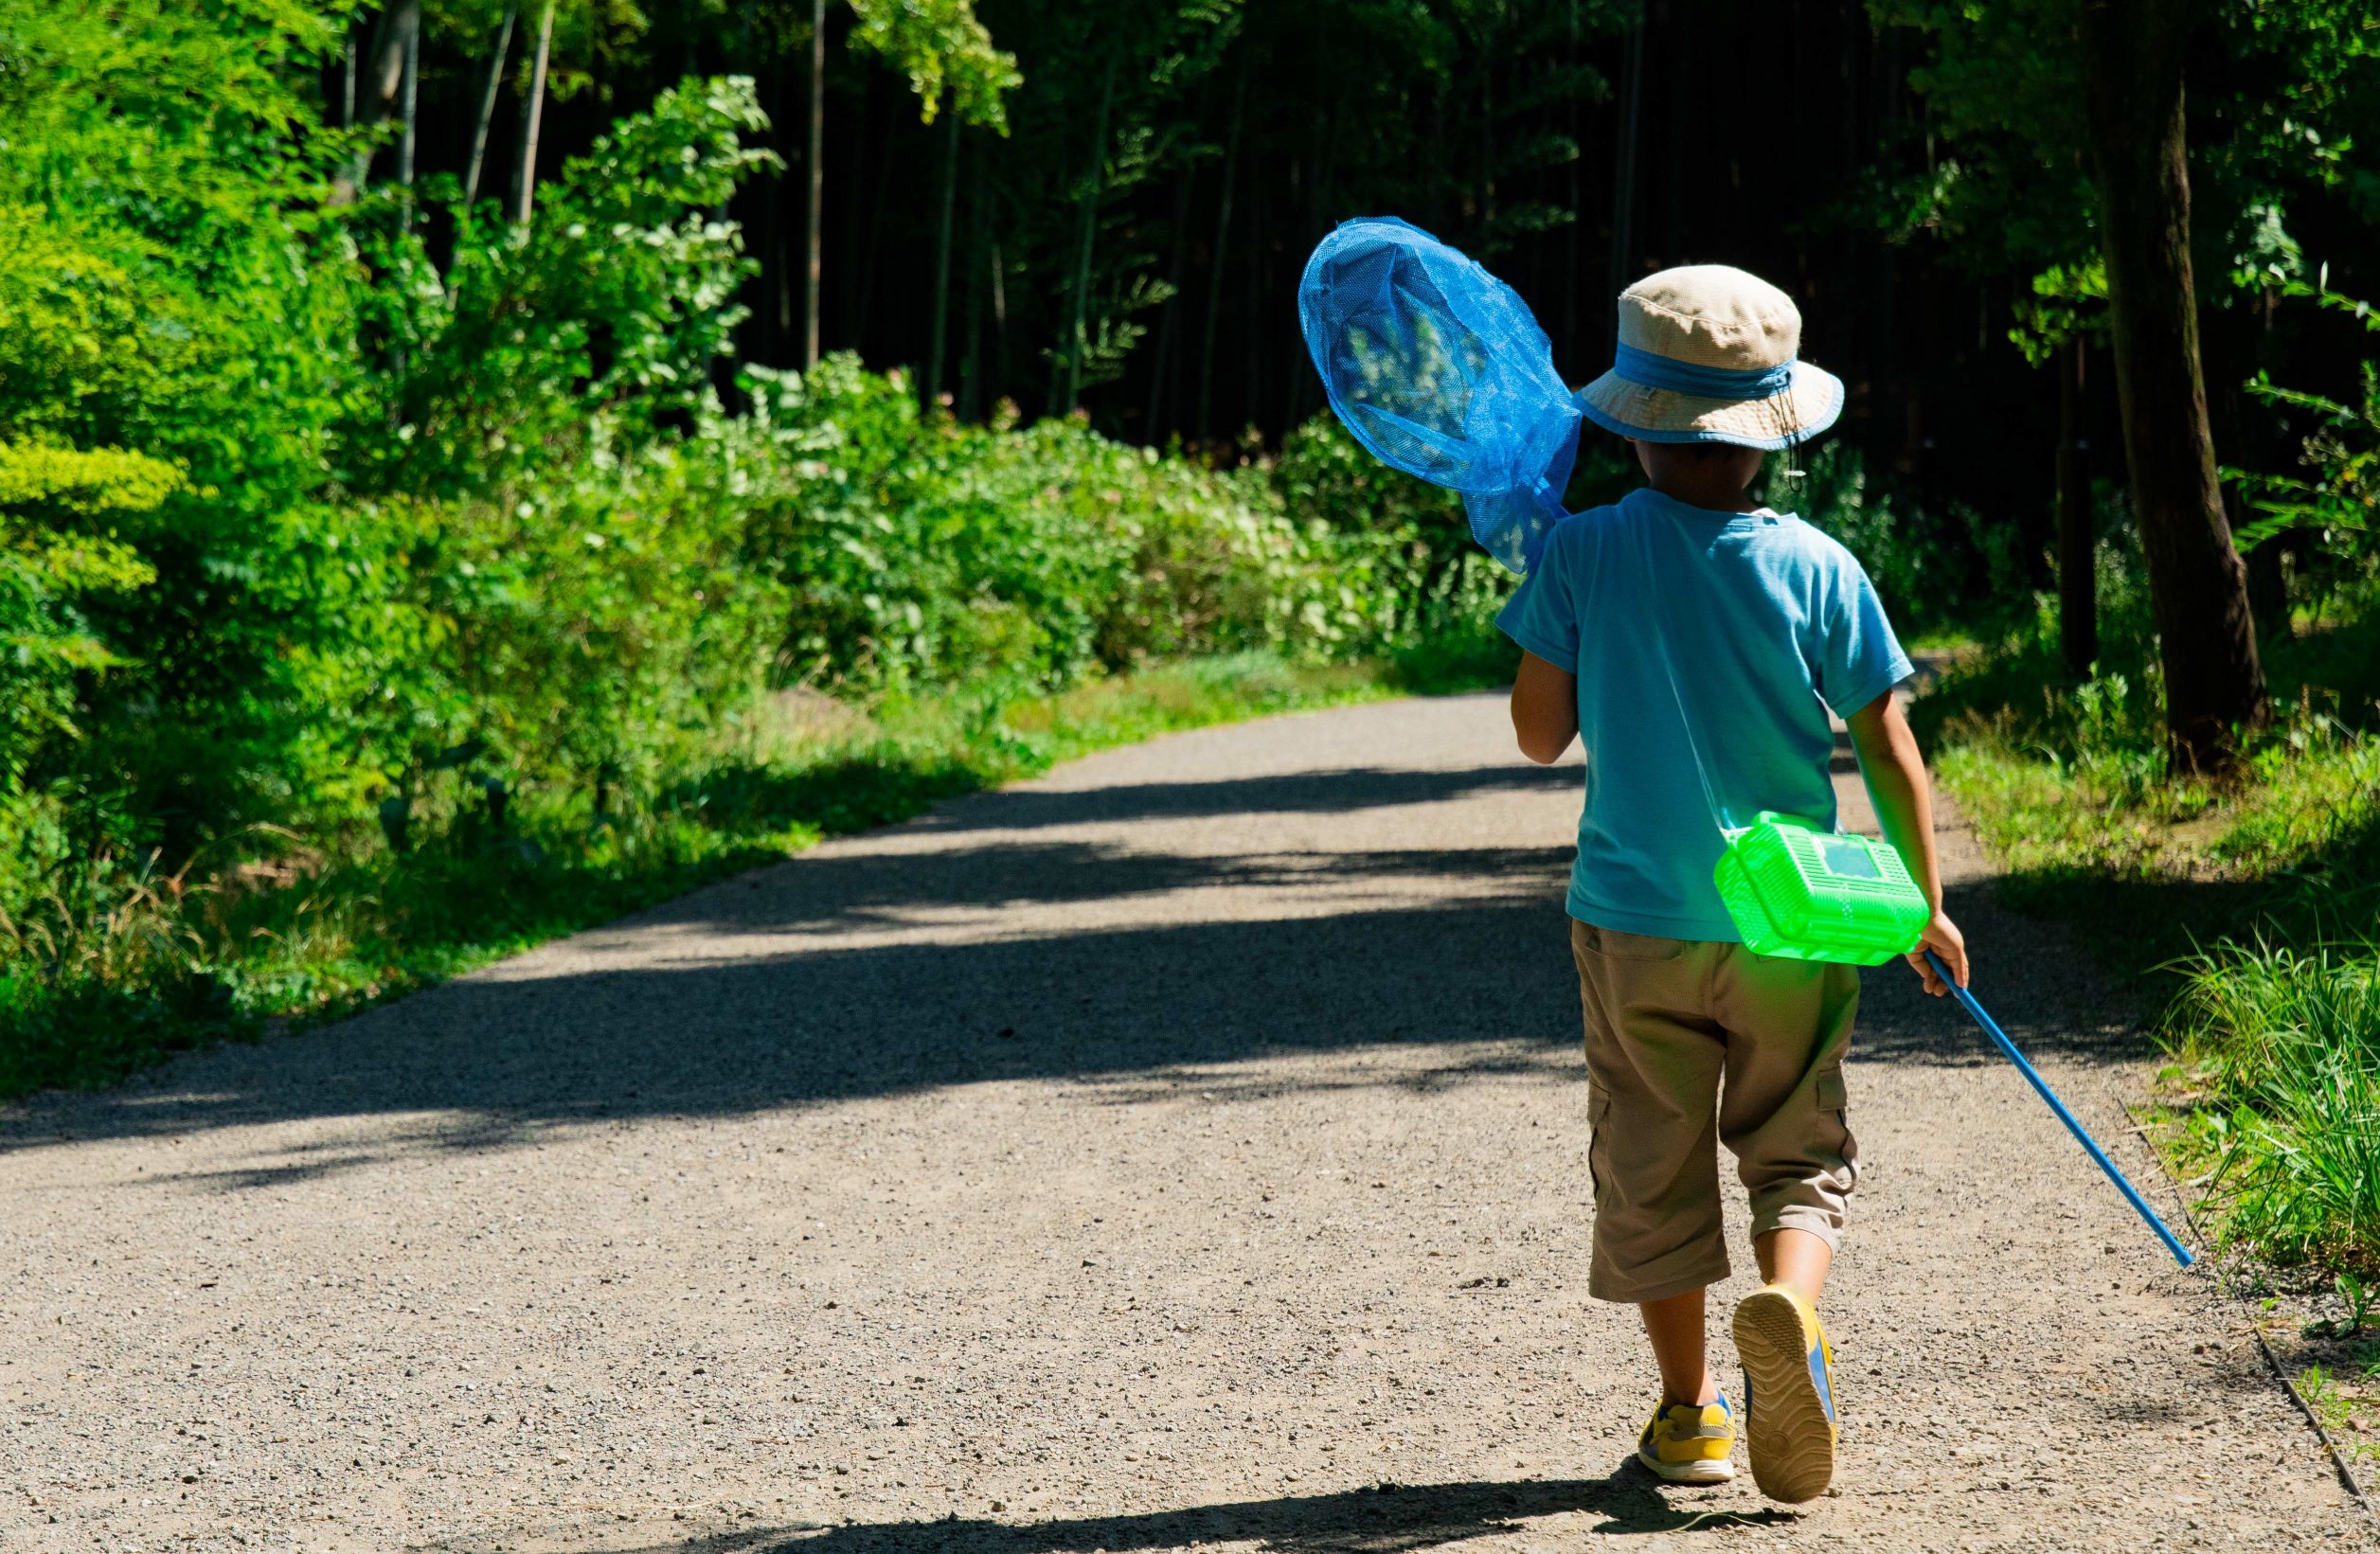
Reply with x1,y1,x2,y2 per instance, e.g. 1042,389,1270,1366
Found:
1496,486,1913,940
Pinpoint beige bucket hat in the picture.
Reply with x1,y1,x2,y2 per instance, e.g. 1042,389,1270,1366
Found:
1575,265,1844,450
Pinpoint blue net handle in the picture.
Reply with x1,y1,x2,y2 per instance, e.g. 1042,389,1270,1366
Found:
1297,217,1580,572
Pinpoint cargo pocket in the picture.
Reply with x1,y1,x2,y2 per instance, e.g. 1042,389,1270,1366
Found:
1585,1081,1613,1205
1815,1065,1857,1193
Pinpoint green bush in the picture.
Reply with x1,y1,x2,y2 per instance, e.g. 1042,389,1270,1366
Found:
0,0,367,850
0,9,1528,1099
737,385,1512,696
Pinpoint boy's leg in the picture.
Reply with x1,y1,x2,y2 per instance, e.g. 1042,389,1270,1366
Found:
1567,922,1731,1306
1572,922,1743,1484
1638,1285,1718,1405
1754,1227,1834,1310
1711,949,1860,1503
1710,952,1861,1263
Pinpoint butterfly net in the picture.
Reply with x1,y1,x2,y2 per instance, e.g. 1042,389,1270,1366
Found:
1297,217,1581,572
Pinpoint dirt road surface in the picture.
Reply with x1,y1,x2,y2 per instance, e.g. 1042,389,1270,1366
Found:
3,693,2367,1552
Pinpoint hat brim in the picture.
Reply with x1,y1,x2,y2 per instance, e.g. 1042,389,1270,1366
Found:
1575,359,1843,451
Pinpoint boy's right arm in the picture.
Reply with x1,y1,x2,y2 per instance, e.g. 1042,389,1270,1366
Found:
1510,651,1579,765
1843,690,1970,995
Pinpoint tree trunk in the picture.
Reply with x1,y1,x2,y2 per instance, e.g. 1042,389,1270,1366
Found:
349,0,420,188
770,47,799,360
360,2,418,127
342,16,359,127
398,14,420,191
1286,101,1340,430
2079,0,2266,771
805,0,827,369
959,171,988,421
1195,59,1247,445
2056,336,2096,676
1145,140,1198,440
465,7,519,209
1560,0,1582,360
851,86,900,353
925,100,961,410
510,0,558,226
836,71,872,348
1607,13,1645,330
1061,54,1120,414
1659,0,1687,267
989,238,1009,406
1474,18,1494,235
1241,176,1262,445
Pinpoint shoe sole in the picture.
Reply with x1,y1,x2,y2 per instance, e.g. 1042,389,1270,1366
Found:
1636,1445,1735,1484
1732,1288,1835,1502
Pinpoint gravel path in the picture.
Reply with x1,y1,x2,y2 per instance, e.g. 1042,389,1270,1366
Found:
3,692,2369,1553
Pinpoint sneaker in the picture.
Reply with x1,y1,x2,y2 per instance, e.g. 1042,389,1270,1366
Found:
1635,1393,1737,1484
1731,1283,1837,1502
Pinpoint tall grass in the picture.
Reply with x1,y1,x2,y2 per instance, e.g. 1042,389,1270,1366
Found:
2167,936,2380,1273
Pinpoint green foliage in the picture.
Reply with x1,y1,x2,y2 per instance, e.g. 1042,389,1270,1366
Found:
2008,260,2108,366
850,0,1022,128
2294,1354,2380,1463
2167,934,2380,1274
738,383,1509,696
0,0,370,852
751,359,1208,688
373,74,779,492
2230,281,2380,592
1767,442,2032,642
0,442,174,787
1869,0,2374,285
1862,0,2093,270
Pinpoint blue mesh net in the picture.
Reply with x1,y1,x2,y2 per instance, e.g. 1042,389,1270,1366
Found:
1297,216,1580,573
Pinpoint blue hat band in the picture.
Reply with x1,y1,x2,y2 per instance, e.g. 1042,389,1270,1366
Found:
1612,343,1795,400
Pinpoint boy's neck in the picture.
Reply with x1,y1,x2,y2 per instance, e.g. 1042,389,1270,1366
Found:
1646,475,1762,514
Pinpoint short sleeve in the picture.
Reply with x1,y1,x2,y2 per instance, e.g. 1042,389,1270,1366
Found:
1496,520,1584,669
1818,553,1914,716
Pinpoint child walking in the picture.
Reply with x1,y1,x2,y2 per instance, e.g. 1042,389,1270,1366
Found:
1497,266,1970,1502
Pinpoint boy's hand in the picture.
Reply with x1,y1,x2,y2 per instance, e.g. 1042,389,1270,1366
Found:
1906,910,1967,996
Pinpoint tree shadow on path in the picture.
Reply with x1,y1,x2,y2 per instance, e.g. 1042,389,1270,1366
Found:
4,745,2146,1167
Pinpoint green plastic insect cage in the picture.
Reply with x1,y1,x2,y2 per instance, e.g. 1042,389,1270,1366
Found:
1713,813,1930,966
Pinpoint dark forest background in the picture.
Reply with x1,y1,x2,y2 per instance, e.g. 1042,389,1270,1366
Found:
375,0,2378,558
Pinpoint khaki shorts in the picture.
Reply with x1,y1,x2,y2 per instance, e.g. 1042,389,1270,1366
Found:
1569,920,1861,1304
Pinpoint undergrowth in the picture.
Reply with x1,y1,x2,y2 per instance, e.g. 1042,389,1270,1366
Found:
1929,589,2380,1277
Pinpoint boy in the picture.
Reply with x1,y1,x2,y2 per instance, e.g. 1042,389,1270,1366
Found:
1497,266,1969,1503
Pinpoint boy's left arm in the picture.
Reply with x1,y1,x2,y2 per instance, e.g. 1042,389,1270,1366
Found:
1844,690,1969,995
1510,651,1578,764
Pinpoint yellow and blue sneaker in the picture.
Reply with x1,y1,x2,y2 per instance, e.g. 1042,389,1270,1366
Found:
1731,1283,1837,1502
1635,1393,1737,1483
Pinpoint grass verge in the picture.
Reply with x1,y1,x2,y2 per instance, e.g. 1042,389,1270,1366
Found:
0,645,1509,1104
1925,602,2380,1278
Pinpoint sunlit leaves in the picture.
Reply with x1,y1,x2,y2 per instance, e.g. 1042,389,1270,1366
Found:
849,0,1021,129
